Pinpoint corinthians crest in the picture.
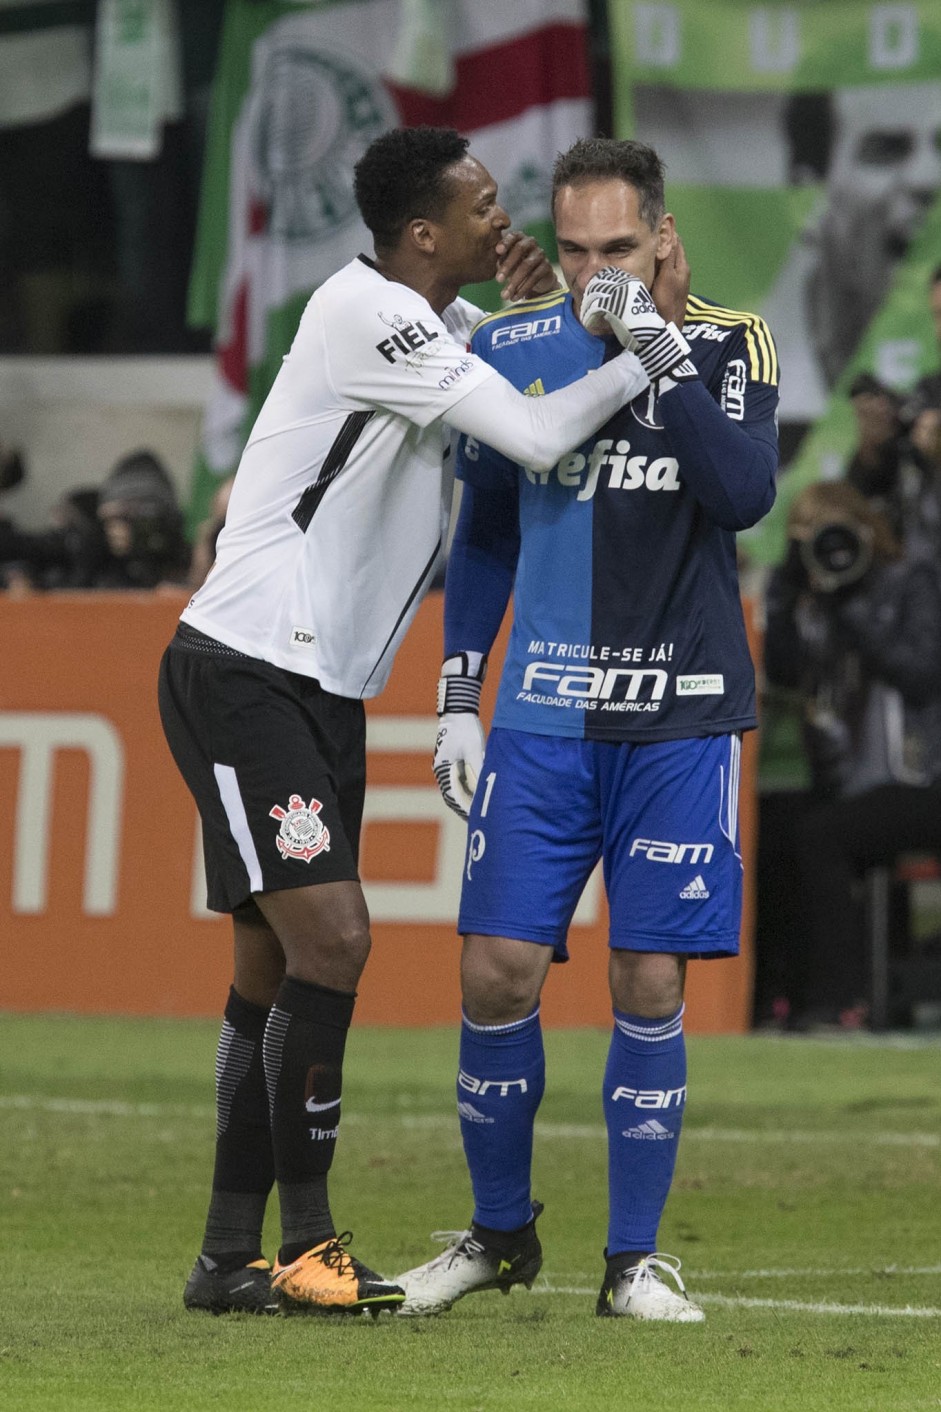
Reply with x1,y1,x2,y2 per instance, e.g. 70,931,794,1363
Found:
270,794,331,862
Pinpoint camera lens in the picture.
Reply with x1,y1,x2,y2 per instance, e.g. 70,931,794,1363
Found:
799,520,874,590
813,523,860,574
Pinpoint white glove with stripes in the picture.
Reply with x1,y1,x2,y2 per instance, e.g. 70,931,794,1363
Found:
433,652,487,819
580,266,696,391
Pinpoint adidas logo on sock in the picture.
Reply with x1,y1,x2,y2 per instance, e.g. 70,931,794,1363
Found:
457,1101,494,1124
622,1118,674,1141
680,874,710,899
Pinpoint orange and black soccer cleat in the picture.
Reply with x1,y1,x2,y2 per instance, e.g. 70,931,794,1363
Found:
272,1232,405,1316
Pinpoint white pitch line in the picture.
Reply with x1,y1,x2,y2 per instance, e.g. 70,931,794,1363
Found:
563,1265,941,1282
698,1293,941,1318
4,1094,938,1314
538,1285,941,1317
398,1113,940,1149
687,1124,940,1149
693,1264,941,1280
2,1096,938,1150
0,1094,214,1119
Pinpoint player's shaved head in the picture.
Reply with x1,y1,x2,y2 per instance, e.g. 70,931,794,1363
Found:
354,126,471,252
552,138,666,231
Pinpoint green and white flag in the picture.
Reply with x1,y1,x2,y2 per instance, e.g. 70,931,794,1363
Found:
91,0,183,160
610,0,941,562
186,0,591,528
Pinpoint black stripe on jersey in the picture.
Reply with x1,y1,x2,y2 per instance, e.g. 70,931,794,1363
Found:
292,410,375,532
359,536,442,695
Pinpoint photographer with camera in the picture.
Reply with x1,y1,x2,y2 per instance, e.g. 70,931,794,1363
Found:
0,444,103,593
95,450,191,589
846,371,941,562
0,484,116,594
762,480,941,1029
0,446,188,593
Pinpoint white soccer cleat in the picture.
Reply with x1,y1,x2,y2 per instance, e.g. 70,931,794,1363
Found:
396,1209,543,1317
596,1252,705,1322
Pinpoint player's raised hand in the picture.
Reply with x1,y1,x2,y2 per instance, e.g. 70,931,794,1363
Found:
579,268,661,349
651,233,690,329
580,265,697,389
496,231,560,302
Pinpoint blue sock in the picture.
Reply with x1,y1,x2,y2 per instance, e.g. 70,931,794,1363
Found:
457,1008,545,1231
603,1005,687,1254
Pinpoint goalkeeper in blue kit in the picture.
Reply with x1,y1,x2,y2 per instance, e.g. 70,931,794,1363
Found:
396,138,779,1321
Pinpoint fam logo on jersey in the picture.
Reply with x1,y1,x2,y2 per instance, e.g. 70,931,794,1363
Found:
721,360,747,421
250,45,394,242
491,314,562,348
518,661,668,714
269,794,331,862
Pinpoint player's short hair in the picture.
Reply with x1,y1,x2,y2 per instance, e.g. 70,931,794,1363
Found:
354,126,471,252
551,137,666,230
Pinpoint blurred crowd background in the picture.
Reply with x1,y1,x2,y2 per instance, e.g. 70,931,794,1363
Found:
2,0,941,1032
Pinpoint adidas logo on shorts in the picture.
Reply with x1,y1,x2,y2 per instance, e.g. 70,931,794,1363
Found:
679,874,710,900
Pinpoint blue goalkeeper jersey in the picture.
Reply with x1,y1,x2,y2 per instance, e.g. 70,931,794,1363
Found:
453,290,779,743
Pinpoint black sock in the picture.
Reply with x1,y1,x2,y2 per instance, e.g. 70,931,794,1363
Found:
201,987,275,1259
263,976,356,1256
605,1248,653,1274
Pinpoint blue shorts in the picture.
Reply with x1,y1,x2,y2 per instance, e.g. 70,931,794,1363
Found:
458,727,743,959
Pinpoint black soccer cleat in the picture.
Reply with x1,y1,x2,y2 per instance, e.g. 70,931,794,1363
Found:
183,1253,280,1314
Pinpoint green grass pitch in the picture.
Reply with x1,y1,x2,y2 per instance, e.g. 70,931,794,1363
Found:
1,1014,939,1410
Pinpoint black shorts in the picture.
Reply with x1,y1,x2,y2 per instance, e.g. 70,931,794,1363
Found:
157,625,365,913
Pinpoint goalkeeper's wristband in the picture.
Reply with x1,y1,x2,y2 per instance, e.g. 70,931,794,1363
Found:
634,322,697,384
436,651,487,715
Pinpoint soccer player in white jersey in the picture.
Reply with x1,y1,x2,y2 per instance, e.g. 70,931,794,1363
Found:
158,126,650,1316
396,137,779,1321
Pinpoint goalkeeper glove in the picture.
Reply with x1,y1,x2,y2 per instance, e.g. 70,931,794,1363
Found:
580,267,697,392
433,651,487,819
